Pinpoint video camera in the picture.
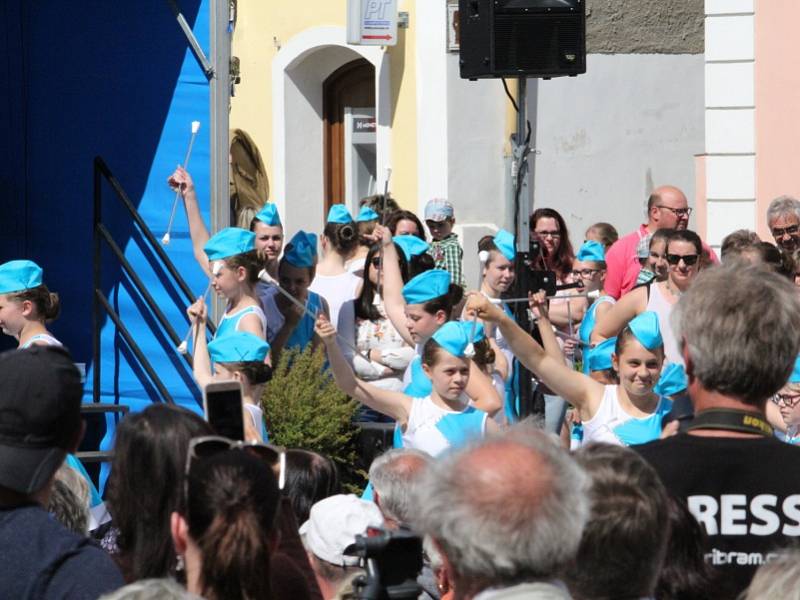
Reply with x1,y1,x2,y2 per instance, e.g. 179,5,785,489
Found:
344,527,423,600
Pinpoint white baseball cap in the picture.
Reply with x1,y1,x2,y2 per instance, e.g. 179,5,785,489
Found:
299,494,385,566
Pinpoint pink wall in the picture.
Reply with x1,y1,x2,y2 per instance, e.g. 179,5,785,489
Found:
694,154,707,241
755,0,800,238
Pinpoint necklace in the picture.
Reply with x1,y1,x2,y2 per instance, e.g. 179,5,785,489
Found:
665,279,683,298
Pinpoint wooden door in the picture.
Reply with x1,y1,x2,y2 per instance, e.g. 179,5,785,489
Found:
323,59,375,213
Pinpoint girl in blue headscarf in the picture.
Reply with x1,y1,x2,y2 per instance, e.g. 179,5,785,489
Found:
260,231,330,364
0,260,62,349
318,317,499,456
573,240,616,372
376,227,502,418
467,293,672,447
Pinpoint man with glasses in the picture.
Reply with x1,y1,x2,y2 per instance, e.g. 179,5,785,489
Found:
604,186,715,299
766,195,800,254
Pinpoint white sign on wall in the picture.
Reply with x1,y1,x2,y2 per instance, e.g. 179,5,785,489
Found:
347,0,398,46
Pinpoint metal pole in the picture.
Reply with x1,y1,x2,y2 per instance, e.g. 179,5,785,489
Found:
210,0,231,323
515,77,530,252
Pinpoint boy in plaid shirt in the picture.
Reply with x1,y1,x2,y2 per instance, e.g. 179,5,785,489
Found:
424,199,465,288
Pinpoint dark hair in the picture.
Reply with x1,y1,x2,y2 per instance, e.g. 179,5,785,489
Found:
355,243,409,322
757,241,795,279
283,450,341,524
217,361,273,385
655,494,720,599
531,208,574,279
470,338,495,370
10,284,60,322
323,221,359,256
720,229,760,259
225,250,262,285
567,444,670,600
408,253,435,278
422,284,463,319
586,222,619,250
356,220,377,246
650,228,673,247
386,210,426,241
666,229,702,255
421,337,472,368
360,193,400,218
477,235,512,266
106,404,213,582
184,450,281,600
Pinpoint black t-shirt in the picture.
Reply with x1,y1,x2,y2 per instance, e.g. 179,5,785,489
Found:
636,434,800,598
0,504,124,599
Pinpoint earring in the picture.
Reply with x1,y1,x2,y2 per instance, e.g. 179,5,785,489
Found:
175,554,185,573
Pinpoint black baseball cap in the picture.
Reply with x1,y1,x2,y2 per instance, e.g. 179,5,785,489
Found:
0,346,83,494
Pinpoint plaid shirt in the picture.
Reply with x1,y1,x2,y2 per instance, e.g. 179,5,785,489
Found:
428,233,465,288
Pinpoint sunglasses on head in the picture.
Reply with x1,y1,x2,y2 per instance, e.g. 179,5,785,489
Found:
666,253,699,266
185,436,286,492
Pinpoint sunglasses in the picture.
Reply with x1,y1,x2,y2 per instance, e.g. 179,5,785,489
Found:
185,436,286,493
370,257,382,268
657,205,693,218
666,253,699,266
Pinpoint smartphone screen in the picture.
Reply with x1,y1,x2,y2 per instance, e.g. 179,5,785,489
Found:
205,386,245,440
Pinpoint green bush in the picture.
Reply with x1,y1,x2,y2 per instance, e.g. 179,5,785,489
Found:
261,345,365,493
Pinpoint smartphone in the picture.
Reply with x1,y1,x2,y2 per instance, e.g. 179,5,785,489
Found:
203,381,245,440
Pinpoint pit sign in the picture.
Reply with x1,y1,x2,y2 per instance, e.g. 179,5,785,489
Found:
347,0,398,46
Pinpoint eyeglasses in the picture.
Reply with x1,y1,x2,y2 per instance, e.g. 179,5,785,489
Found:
534,230,561,238
666,253,699,266
185,436,286,493
570,268,600,278
776,393,800,407
657,206,693,218
771,225,800,238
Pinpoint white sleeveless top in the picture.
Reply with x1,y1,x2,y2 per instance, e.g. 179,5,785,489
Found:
310,271,361,332
20,333,62,348
216,304,267,338
645,283,682,365
402,395,486,457
582,385,672,447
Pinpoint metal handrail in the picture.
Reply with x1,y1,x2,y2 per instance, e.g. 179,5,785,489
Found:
92,156,214,403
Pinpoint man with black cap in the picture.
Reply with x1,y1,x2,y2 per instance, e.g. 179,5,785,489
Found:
0,346,123,598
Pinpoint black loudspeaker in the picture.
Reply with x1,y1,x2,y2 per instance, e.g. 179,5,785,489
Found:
458,0,586,80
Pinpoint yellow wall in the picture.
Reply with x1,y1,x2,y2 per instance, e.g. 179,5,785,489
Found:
230,0,418,210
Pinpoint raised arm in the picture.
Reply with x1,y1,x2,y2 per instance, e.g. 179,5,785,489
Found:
375,226,414,346
316,316,412,423
188,297,213,388
465,360,502,416
530,291,568,364
168,166,212,277
591,286,647,344
466,294,604,418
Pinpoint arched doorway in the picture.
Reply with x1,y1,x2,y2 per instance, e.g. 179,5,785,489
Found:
323,58,376,212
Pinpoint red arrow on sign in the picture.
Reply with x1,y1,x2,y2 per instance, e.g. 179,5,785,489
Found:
363,34,392,40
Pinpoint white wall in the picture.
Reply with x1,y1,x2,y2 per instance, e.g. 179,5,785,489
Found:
530,53,705,246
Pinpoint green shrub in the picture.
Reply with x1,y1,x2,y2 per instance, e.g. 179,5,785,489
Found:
261,345,365,493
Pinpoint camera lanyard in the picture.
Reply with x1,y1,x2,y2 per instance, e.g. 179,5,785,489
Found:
686,408,773,437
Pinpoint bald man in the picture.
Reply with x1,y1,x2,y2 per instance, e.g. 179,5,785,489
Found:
412,429,589,600
605,186,716,298
369,449,431,530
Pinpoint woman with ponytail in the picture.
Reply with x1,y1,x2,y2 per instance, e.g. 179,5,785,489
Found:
310,205,363,362
0,260,62,348
172,446,282,600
